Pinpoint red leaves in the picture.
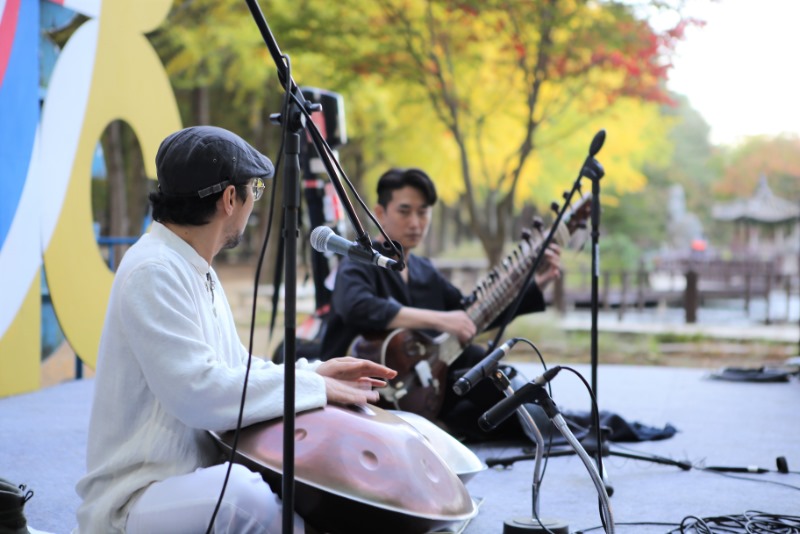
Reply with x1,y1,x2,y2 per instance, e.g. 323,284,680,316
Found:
513,41,526,62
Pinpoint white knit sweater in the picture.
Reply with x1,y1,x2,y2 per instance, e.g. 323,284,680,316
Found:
75,222,326,533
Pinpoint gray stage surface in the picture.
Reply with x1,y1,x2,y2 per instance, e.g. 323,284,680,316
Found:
2,363,799,533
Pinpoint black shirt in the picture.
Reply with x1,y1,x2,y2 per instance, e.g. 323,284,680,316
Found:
320,252,546,361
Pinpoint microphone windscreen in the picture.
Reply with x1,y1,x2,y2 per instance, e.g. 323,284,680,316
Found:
589,129,606,157
310,226,333,252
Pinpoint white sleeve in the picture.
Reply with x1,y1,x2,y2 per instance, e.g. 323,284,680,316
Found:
120,264,326,432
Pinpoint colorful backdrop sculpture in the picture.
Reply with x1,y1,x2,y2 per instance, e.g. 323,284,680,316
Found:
0,0,181,397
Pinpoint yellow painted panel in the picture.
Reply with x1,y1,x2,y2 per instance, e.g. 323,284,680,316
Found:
43,5,181,370
0,273,41,397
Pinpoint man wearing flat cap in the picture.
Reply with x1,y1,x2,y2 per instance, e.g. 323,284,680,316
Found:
75,126,395,533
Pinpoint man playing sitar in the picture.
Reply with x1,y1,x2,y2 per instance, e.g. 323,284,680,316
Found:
320,167,565,440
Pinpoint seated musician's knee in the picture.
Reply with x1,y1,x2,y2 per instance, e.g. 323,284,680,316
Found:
213,463,279,530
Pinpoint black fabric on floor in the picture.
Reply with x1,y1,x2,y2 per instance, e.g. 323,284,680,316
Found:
444,364,678,445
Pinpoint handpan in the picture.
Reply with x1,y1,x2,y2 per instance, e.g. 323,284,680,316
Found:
210,404,477,534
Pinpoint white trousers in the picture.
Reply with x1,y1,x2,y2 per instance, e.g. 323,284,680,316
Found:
126,463,305,534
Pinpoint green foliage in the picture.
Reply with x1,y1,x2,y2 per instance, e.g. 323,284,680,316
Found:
601,188,668,251
91,179,109,233
596,232,643,272
654,331,709,343
148,0,701,266
646,93,720,232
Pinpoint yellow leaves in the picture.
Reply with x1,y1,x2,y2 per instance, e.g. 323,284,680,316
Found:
361,88,464,205
518,98,673,210
152,0,682,230
352,76,675,214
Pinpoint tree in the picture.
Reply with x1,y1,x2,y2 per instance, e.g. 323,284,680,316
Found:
150,0,696,267
151,1,305,277
714,135,800,201
278,0,693,265
616,92,719,253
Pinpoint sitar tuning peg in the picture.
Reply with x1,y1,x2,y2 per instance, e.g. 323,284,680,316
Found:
552,201,561,212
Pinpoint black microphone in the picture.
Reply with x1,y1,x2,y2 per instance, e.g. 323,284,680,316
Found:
589,129,606,157
452,338,520,396
478,367,562,432
310,226,398,270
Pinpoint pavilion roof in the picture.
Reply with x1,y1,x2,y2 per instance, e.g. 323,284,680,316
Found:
711,175,800,224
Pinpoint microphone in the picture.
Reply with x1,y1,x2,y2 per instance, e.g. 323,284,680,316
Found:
478,367,562,432
589,129,606,157
310,226,398,270
452,338,520,396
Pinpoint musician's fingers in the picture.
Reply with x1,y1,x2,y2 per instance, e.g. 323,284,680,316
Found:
547,242,562,254
330,392,378,405
317,358,397,380
323,377,380,405
359,359,398,379
456,325,475,344
464,321,477,338
543,247,561,266
342,359,396,379
357,377,388,388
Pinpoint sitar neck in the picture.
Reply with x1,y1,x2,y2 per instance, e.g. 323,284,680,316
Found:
465,226,548,332
435,193,591,369
465,194,590,333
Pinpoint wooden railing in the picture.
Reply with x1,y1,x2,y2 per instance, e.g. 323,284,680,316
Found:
435,257,799,324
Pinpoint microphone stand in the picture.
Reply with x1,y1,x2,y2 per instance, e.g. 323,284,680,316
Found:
484,134,693,485
489,369,569,534
482,380,615,534
547,403,615,534
487,130,608,355
276,101,302,534
587,150,603,407
242,2,401,532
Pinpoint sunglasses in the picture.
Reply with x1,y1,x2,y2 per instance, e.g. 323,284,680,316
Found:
197,178,265,200
252,177,265,201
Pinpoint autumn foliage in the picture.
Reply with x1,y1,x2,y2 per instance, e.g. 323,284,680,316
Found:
153,0,700,264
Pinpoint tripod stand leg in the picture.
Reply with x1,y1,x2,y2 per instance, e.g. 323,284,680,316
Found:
503,517,569,534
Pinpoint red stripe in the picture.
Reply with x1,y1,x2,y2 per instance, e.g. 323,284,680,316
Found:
0,0,22,88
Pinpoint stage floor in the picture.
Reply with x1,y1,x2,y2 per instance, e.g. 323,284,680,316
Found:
2,362,799,533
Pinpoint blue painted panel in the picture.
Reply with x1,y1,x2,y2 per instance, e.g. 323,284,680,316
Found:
0,0,39,251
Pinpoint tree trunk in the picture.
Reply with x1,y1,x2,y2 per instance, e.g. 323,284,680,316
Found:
105,121,128,270
454,194,465,246
123,127,147,235
193,87,210,125
434,202,448,256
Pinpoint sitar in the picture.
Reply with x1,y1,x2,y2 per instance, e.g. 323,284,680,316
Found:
350,194,592,421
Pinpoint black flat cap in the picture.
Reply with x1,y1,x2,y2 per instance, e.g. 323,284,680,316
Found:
156,125,274,197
